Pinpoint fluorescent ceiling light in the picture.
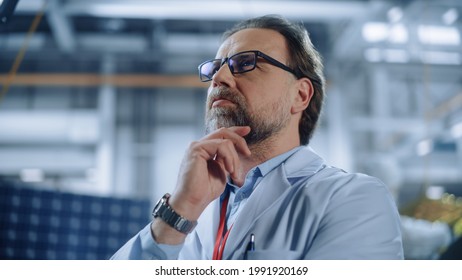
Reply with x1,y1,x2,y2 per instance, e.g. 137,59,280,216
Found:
20,168,44,183
364,48,409,63
442,8,458,25
388,24,408,43
416,139,433,156
362,22,388,42
362,22,408,43
67,1,366,21
418,25,460,45
426,186,445,200
420,51,461,65
451,122,462,138
388,24,408,44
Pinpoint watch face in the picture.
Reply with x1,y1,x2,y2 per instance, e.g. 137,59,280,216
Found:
152,196,166,217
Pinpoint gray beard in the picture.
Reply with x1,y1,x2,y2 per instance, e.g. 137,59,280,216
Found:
205,105,286,146
205,86,291,148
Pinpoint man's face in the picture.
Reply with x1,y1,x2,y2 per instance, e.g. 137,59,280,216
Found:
205,28,296,146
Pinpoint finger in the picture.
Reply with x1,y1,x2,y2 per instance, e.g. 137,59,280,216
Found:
195,139,240,174
214,142,238,174
204,127,251,156
203,126,250,139
228,126,251,137
229,126,252,156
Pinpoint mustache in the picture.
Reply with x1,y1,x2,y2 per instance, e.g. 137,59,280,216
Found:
207,87,242,108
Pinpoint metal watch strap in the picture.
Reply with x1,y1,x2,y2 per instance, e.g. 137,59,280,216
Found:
152,193,197,234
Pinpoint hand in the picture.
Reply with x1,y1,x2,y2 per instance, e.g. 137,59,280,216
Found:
169,126,251,221
151,126,251,244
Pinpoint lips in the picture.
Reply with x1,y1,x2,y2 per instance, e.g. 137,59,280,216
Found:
208,87,241,109
211,97,235,108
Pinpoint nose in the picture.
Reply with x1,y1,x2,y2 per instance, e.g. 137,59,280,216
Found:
211,61,236,88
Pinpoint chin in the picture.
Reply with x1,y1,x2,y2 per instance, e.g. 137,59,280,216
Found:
205,117,239,134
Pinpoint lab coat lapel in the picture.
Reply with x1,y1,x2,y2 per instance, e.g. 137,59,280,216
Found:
222,146,326,259
223,165,292,259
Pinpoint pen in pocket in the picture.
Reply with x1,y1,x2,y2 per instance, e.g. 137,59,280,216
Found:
249,234,255,251
244,233,255,259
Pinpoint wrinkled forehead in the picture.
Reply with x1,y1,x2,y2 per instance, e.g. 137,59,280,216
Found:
216,28,289,61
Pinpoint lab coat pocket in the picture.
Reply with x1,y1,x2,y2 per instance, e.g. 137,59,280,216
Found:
246,250,299,260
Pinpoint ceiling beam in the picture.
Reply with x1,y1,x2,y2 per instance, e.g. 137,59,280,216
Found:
0,73,207,88
46,0,76,53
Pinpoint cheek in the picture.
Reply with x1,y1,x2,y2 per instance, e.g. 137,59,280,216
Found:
238,85,260,112
237,77,290,112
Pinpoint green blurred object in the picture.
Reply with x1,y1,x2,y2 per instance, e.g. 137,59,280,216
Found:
401,193,462,236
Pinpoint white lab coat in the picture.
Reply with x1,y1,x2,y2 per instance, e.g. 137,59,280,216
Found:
112,146,403,260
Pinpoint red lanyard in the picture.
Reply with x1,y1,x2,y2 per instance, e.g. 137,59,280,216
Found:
212,192,233,260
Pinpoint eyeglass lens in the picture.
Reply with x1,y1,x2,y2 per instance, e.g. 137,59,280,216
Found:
200,52,257,81
200,60,221,81
229,52,256,74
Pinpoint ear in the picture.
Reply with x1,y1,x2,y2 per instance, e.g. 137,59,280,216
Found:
291,77,314,114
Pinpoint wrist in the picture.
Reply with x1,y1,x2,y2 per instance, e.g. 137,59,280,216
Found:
152,193,198,235
168,193,208,221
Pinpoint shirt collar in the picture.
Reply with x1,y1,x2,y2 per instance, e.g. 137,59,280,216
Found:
222,146,303,201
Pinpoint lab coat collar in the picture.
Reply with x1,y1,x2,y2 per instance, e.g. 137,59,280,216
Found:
284,145,326,178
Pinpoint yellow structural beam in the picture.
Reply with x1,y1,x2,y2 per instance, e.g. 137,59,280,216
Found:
0,73,207,89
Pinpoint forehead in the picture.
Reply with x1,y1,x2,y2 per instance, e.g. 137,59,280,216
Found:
216,28,288,59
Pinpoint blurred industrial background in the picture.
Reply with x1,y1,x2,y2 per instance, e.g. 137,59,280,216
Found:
0,0,461,259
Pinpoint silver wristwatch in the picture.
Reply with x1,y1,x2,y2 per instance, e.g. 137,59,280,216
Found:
152,193,197,234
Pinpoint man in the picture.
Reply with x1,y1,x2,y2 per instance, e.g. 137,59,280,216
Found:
112,15,403,260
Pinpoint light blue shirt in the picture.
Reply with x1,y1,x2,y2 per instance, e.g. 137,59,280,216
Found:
111,146,403,260
224,146,302,229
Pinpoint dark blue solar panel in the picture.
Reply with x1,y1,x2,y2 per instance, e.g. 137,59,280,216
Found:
0,180,150,259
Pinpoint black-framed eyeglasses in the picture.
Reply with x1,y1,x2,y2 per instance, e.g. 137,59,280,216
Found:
198,50,298,82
